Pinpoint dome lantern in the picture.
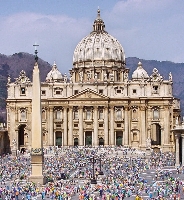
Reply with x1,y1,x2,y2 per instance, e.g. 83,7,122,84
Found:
92,9,106,33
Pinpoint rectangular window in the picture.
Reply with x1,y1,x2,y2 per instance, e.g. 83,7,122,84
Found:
117,89,121,94
21,87,26,95
56,90,61,95
41,90,46,95
117,123,121,128
20,110,26,121
86,110,91,120
153,110,159,120
56,110,61,120
99,89,103,94
74,110,78,119
133,89,136,94
116,109,122,120
99,110,103,119
56,124,61,128
99,124,103,127
74,90,78,95
74,124,78,127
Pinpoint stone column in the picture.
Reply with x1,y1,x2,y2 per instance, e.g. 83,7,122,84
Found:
110,106,115,146
182,134,184,165
63,107,68,146
93,106,98,146
79,106,84,146
175,133,180,166
124,106,129,146
49,107,54,146
9,106,16,151
140,106,146,148
68,106,73,146
164,106,169,147
104,106,109,146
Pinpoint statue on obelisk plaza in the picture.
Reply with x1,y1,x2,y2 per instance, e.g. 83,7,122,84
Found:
29,44,46,184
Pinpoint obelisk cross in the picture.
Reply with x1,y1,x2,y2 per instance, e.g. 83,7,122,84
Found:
33,43,39,62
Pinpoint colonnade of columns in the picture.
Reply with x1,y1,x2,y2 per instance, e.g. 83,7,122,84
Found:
175,132,184,166
47,105,127,147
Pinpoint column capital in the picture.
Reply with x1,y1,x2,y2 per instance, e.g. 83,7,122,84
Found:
68,105,73,110
109,105,115,109
124,106,129,111
139,106,147,111
175,133,181,139
104,105,108,109
93,105,98,110
78,105,84,109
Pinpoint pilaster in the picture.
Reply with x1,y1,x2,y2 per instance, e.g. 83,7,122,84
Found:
79,106,84,146
110,106,115,146
175,133,180,167
104,106,109,145
68,106,73,146
49,107,54,146
124,106,129,146
63,106,68,146
93,106,98,146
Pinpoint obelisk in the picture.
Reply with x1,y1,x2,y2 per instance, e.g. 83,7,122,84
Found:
29,46,46,184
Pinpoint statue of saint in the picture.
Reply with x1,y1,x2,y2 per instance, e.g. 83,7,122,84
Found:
169,72,172,81
79,71,83,82
104,73,107,81
69,74,73,83
12,138,17,149
64,73,67,83
146,138,151,148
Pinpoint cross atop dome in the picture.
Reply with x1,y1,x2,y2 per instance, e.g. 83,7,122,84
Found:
97,7,100,19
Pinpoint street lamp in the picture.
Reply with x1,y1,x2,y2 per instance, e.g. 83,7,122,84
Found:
90,156,97,184
98,157,104,175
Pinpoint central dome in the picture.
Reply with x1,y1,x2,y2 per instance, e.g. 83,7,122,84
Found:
73,9,125,67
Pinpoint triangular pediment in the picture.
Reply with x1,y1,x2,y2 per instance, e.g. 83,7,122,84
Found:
68,88,109,100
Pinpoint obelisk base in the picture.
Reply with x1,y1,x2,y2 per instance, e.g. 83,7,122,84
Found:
29,154,46,185
29,175,46,185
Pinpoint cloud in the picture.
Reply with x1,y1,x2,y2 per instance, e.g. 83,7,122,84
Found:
0,0,184,75
0,12,91,72
103,0,184,63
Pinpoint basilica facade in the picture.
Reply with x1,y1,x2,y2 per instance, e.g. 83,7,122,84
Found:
6,10,180,152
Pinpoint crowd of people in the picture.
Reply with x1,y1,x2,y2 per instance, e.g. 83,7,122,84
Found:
0,146,183,199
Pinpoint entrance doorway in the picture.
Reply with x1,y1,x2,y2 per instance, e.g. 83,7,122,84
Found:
18,124,26,150
85,131,92,146
55,131,62,147
116,131,123,146
74,138,79,146
99,137,104,146
151,124,161,145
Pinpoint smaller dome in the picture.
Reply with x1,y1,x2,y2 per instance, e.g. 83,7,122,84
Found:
132,62,149,80
46,62,63,82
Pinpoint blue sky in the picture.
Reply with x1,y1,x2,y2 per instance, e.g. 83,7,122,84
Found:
0,0,184,73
